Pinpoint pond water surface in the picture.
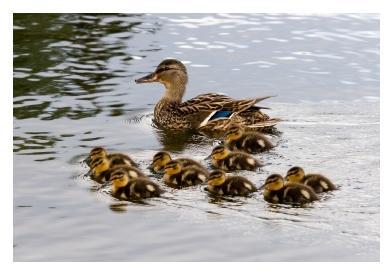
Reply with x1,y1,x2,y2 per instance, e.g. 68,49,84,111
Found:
13,13,379,261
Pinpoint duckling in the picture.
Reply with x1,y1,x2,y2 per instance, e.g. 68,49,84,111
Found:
224,125,273,153
285,166,336,193
109,168,162,200
210,145,262,171
261,174,318,205
89,156,144,184
86,147,137,168
163,160,209,188
206,170,257,196
150,151,206,174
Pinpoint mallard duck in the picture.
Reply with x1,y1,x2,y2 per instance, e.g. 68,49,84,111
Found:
85,147,137,168
109,168,162,200
261,174,318,204
150,151,206,174
209,145,262,171
163,160,209,187
135,59,280,136
224,124,273,153
89,156,144,184
285,166,336,193
206,170,257,196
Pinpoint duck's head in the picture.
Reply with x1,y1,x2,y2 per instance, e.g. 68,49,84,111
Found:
285,166,305,183
225,125,244,142
207,170,226,187
135,59,188,101
262,174,285,191
90,156,110,176
164,160,182,176
151,151,172,173
210,145,230,161
89,147,108,162
109,168,130,190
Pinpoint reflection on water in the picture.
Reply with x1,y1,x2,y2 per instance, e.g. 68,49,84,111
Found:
14,13,379,261
153,127,213,152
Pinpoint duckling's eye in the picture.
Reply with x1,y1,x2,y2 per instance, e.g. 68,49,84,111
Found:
91,159,103,167
287,169,298,175
112,172,124,178
153,156,163,162
267,177,278,183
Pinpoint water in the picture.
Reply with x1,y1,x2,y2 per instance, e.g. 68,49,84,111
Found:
13,13,379,261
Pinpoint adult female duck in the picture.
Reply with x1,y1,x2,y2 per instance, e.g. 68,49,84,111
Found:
135,59,279,136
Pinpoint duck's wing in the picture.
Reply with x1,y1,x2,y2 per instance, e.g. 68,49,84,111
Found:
178,93,277,130
178,93,232,114
222,96,274,113
179,93,274,114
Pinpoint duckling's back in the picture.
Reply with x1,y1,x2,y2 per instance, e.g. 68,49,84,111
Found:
224,176,257,196
282,183,318,204
129,177,163,199
226,151,261,171
108,153,138,167
181,165,208,186
176,157,206,171
106,164,145,182
304,174,336,193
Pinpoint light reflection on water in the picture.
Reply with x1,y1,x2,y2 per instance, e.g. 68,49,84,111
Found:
13,13,379,261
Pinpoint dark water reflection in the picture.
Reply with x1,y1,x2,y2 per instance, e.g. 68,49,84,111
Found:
14,13,379,261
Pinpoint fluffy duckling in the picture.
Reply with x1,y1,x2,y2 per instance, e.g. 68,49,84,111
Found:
285,166,336,193
210,145,262,171
163,160,209,188
150,151,206,174
89,156,144,184
109,168,162,200
224,125,273,153
261,174,318,204
86,147,137,168
206,170,257,196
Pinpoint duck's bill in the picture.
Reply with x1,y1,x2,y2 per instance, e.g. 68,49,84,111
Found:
135,72,157,83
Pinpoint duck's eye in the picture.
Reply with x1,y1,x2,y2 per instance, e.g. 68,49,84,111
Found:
156,67,171,74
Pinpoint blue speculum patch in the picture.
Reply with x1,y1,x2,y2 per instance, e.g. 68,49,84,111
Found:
209,111,233,121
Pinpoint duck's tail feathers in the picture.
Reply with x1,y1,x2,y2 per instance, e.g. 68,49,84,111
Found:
245,118,282,129
230,95,276,113
254,95,277,103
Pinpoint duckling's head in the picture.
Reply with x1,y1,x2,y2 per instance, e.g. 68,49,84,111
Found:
225,125,244,142
109,169,130,189
164,160,182,176
207,170,226,187
135,59,188,100
89,147,108,161
210,145,230,160
263,174,285,191
90,156,110,175
151,151,172,172
285,166,305,183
